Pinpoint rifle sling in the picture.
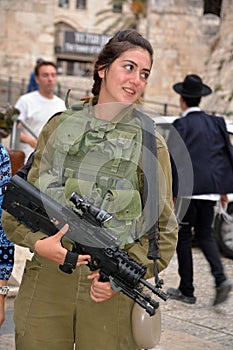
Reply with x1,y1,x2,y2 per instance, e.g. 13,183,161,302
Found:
60,110,161,279
134,110,160,281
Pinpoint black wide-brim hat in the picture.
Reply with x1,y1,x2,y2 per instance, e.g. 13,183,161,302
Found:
173,74,212,98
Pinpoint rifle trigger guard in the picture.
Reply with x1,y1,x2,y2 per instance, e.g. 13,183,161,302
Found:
59,251,79,274
109,277,122,292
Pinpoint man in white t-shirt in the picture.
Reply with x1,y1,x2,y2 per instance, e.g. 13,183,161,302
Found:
15,61,66,160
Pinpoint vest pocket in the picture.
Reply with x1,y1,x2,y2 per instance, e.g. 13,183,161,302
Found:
35,173,67,205
56,115,86,156
102,189,142,221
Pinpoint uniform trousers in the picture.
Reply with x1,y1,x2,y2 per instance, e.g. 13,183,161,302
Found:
14,254,139,350
176,198,227,297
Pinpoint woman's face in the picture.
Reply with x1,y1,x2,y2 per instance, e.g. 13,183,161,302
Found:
98,48,152,105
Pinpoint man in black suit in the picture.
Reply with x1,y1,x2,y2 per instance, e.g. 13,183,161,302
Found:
167,74,232,306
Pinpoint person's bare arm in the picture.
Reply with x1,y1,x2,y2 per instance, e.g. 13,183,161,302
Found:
34,224,90,267
17,122,37,148
0,280,8,328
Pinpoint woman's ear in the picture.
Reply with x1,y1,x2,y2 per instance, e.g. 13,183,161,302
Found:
98,68,105,79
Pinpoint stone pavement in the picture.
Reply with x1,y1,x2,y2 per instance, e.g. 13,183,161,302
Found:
0,247,232,350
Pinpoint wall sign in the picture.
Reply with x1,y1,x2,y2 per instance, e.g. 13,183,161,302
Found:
63,31,111,55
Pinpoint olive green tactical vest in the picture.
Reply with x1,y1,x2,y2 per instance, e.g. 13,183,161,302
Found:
36,102,147,246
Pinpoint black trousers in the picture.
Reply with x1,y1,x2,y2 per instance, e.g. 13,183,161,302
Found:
176,198,226,297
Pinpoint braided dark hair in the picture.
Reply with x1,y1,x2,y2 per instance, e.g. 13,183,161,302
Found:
92,29,153,96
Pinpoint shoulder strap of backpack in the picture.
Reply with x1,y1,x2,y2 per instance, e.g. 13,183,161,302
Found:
16,151,34,180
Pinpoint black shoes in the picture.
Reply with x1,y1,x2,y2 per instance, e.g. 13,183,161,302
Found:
167,287,196,304
167,280,232,306
213,279,232,306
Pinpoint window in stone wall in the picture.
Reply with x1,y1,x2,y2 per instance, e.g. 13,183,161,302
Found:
113,3,122,13
203,0,222,17
58,59,92,77
76,0,86,9
59,0,69,8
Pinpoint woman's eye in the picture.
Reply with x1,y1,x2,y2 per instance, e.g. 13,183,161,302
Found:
125,64,133,71
124,64,150,80
141,72,149,80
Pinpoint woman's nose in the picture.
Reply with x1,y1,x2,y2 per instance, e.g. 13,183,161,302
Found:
129,72,141,86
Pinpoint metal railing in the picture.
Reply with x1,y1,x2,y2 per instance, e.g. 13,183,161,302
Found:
0,75,231,118
0,75,181,116
0,75,89,107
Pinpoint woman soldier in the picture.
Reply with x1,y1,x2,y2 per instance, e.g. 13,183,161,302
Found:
3,29,177,350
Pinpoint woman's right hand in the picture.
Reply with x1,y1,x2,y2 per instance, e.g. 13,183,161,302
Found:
34,224,90,266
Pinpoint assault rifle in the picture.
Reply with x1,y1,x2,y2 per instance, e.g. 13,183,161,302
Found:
2,175,168,316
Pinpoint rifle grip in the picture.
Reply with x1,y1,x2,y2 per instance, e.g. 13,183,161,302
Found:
98,273,109,283
59,251,79,274
59,263,73,274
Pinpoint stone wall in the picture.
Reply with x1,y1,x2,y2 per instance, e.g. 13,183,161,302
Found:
202,0,233,115
144,0,225,110
145,0,233,114
0,0,118,79
0,0,55,77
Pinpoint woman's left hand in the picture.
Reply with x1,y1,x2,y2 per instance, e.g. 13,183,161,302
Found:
87,271,117,302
